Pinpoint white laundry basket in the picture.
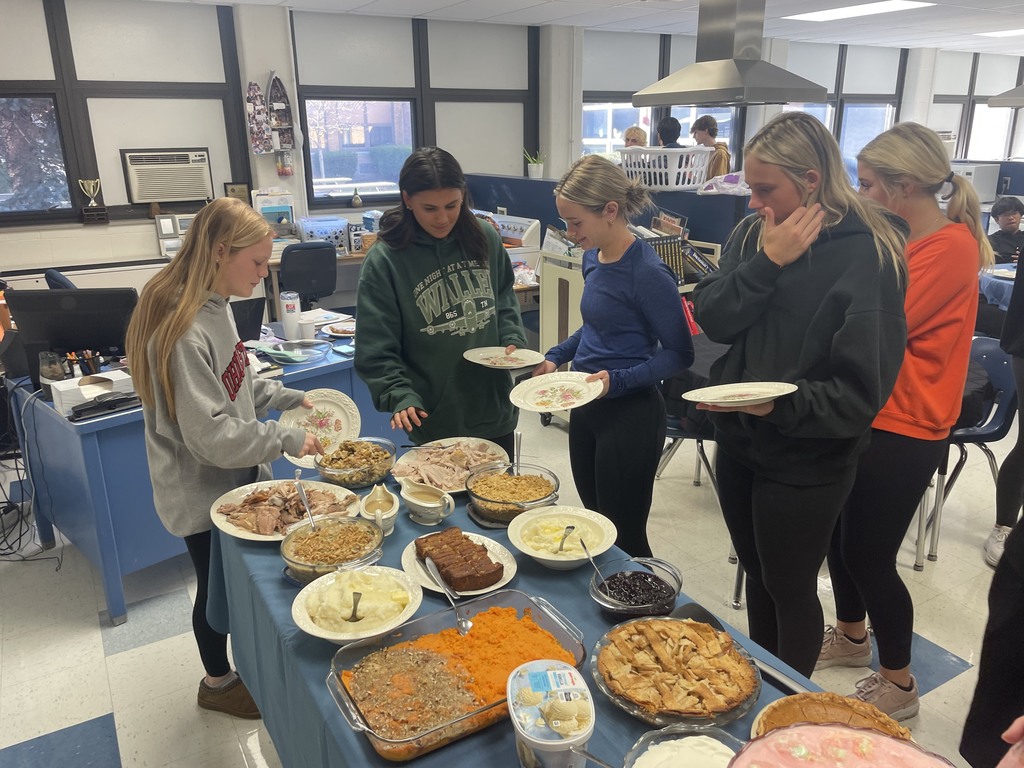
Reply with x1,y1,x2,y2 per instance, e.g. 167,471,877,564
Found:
621,146,714,191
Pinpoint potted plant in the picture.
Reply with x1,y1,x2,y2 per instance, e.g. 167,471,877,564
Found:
523,149,546,179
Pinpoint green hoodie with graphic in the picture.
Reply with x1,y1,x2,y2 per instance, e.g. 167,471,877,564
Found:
354,223,527,444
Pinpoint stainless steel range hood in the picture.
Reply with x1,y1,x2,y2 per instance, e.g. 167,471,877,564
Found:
989,85,1024,108
633,0,826,107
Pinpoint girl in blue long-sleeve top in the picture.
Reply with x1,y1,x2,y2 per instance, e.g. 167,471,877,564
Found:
532,155,694,556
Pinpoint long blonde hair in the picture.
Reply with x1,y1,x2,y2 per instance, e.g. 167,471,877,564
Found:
126,198,273,421
745,112,907,282
554,154,653,220
857,122,994,270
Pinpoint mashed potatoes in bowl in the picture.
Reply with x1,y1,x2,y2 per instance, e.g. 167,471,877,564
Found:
507,506,617,570
291,567,423,643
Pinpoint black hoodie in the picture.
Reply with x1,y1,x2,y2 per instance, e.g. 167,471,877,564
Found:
693,212,907,485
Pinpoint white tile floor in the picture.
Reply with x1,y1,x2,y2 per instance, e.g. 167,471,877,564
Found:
0,412,1010,767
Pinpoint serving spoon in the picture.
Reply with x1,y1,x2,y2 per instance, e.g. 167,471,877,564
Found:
423,557,473,636
557,525,576,553
580,538,605,587
294,469,316,530
569,746,617,768
346,591,362,622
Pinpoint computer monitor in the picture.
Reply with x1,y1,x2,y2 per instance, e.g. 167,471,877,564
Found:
5,288,138,389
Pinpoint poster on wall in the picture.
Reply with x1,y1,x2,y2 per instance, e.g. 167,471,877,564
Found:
246,81,273,155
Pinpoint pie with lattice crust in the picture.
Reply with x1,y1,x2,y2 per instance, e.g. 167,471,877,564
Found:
596,618,758,717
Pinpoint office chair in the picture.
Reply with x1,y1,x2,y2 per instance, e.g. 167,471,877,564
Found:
279,241,337,312
44,269,76,290
914,336,1018,570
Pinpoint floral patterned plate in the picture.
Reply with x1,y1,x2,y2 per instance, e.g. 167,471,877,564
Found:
277,388,361,468
509,372,604,413
463,346,545,369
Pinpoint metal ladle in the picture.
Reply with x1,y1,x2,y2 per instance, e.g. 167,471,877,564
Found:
557,525,576,553
346,591,362,622
580,538,606,587
294,469,316,530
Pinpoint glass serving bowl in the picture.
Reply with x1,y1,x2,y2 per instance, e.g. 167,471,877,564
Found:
464,461,559,523
622,724,744,768
315,437,397,489
262,340,332,365
280,516,383,584
588,557,682,617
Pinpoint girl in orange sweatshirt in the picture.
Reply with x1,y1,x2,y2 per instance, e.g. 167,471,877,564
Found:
820,123,994,721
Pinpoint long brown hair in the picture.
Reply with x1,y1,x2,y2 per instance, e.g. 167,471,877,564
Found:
125,198,273,421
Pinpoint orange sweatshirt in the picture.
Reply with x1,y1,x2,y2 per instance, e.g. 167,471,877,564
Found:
873,222,980,441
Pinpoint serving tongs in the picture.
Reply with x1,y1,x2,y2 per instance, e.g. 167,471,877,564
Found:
423,557,473,635
294,469,317,530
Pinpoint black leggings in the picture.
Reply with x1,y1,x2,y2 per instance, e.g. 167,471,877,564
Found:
716,448,856,678
184,530,230,678
995,356,1024,528
827,429,946,670
567,387,666,557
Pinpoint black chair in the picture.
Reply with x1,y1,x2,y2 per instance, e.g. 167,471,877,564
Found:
914,336,1018,569
44,269,76,289
279,241,337,312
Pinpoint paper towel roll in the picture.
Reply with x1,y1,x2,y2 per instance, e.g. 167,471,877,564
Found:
279,291,301,341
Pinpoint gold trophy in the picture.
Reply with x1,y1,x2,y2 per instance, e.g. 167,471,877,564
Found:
78,179,101,207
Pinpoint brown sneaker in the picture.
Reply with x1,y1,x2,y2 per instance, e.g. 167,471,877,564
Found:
815,625,873,671
850,671,920,721
198,675,261,719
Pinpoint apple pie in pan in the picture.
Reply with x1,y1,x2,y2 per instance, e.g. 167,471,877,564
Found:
596,618,759,719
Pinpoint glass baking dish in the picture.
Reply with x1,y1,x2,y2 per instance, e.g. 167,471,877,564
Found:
326,589,585,762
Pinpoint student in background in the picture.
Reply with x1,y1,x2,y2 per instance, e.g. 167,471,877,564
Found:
822,122,990,721
623,126,647,147
691,111,908,678
988,196,1024,263
533,155,693,557
126,198,323,719
691,115,731,178
355,147,527,458
656,117,682,148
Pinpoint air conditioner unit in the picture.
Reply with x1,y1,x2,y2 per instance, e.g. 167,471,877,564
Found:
120,148,214,204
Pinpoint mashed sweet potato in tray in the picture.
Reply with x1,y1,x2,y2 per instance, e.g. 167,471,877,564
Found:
338,606,576,761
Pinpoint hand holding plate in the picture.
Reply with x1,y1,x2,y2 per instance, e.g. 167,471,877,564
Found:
697,400,775,417
585,370,610,398
531,359,556,378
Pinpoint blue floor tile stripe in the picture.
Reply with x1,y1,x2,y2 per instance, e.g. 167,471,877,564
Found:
860,632,972,695
0,714,119,768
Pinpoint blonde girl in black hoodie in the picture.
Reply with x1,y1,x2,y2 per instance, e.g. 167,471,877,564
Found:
692,111,908,678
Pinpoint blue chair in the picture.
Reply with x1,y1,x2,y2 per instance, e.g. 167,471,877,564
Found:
44,269,76,289
279,241,337,312
915,336,1018,569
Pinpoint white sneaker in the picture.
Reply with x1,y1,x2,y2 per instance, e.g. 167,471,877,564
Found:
984,525,1013,567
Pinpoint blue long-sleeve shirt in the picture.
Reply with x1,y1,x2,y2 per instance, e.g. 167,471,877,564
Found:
545,238,693,397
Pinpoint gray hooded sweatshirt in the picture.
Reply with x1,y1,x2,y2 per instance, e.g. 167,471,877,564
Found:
142,294,306,537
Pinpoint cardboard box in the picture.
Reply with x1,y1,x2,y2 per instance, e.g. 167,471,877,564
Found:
51,371,134,417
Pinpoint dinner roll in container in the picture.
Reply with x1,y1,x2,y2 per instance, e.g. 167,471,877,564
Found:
507,659,595,768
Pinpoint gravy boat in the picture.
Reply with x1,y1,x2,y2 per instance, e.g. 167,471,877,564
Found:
398,478,455,526
359,484,399,535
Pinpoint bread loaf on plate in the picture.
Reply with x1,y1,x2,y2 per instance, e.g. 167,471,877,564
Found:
415,527,503,592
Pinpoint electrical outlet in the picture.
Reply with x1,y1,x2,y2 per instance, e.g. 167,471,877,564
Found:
1002,177,1012,194
496,206,508,216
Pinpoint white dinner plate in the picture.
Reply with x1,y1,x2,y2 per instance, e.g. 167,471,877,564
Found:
323,321,356,338
463,346,546,369
209,479,357,541
277,388,361,467
290,567,423,644
300,309,351,328
400,533,517,597
509,371,604,413
682,382,798,407
392,437,509,494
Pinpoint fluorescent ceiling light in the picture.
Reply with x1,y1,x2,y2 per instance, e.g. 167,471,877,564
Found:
784,1,933,22
977,28,1024,38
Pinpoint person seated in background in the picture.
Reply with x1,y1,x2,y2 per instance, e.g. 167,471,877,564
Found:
623,126,647,147
656,117,682,148
691,115,731,178
989,196,1024,263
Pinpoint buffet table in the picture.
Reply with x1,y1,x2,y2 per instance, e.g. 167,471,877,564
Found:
8,355,395,625
980,265,1016,310
207,497,819,768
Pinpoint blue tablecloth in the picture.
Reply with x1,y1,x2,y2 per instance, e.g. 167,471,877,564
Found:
981,266,1016,311
207,493,817,768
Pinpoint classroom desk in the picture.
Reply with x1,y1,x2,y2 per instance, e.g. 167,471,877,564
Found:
207,500,818,768
266,249,365,321
10,355,395,626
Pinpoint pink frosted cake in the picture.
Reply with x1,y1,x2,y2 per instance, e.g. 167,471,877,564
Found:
729,723,955,767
